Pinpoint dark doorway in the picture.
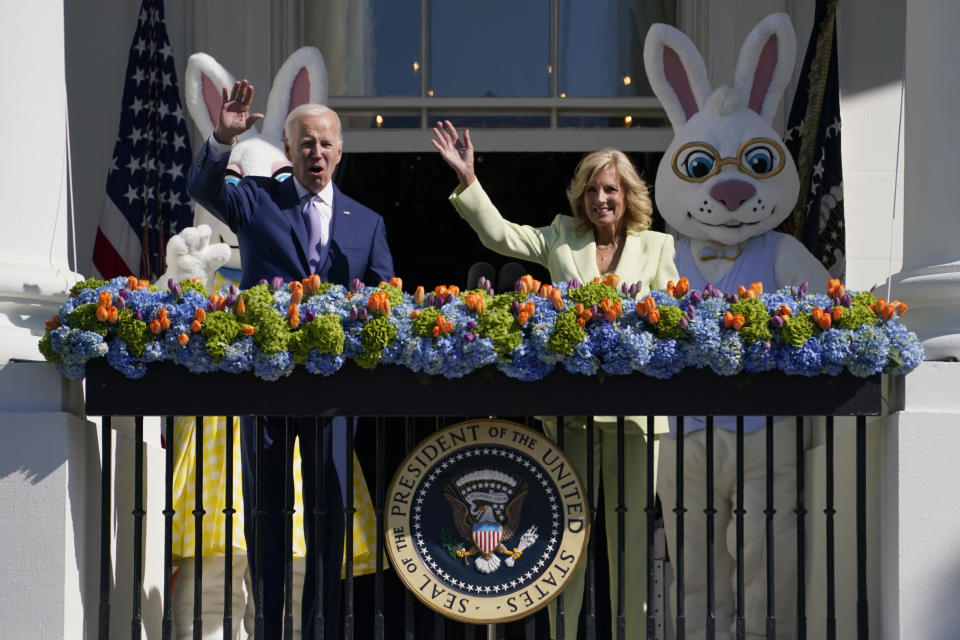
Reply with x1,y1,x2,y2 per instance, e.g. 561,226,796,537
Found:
336,150,665,291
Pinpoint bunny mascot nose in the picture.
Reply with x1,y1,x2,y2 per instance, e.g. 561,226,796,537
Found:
710,179,757,211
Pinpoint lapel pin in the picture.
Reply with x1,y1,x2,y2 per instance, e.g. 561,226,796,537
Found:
342,210,351,215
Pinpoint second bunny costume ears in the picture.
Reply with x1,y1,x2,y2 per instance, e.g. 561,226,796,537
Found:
643,13,797,130
184,46,329,144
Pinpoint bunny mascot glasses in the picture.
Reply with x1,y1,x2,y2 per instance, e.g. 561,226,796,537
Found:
672,137,788,183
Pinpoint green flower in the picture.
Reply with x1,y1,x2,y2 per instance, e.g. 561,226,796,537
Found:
178,279,208,299
289,314,345,365
837,292,879,330
781,312,817,348
730,297,772,343
116,310,152,357
568,281,621,307
476,307,522,359
654,305,684,340
548,309,586,356
70,278,108,297
38,333,60,364
68,303,110,336
356,316,397,370
378,283,404,307
413,307,443,338
201,311,242,360
238,285,289,354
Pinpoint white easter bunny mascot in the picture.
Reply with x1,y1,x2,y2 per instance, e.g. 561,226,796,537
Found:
167,47,378,640
644,14,829,639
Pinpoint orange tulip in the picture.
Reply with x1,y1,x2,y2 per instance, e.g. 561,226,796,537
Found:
894,301,908,315
827,278,845,299
177,333,190,346
126,276,139,290
241,324,255,336
45,315,60,330
675,277,689,298
577,317,586,327
289,315,301,329
435,285,448,297
96,305,110,322
235,298,246,315
414,286,425,305
98,291,113,308
540,284,553,299
138,279,150,290
447,285,460,297
107,306,119,324
777,304,792,317
881,306,896,321
390,276,403,289
194,308,206,323
411,309,420,319
831,306,844,322
368,295,381,313
149,319,162,334
647,308,660,324
551,289,564,311
518,311,530,326
604,273,621,289
190,320,202,333
431,325,441,338
291,289,303,305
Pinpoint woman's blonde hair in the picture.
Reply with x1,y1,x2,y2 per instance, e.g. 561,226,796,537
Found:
566,148,653,235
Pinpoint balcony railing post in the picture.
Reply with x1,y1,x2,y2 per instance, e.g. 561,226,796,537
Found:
765,416,776,640
646,415,656,640
856,415,869,640
193,416,205,640
283,418,294,640
616,415,626,640
555,415,566,640
735,416,745,640
162,416,174,640
375,417,386,640
676,416,686,640
825,417,836,640
223,415,236,639
705,416,716,640
585,415,597,640
255,416,266,639
345,417,356,640
99,415,113,640
132,415,145,640
795,416,807,640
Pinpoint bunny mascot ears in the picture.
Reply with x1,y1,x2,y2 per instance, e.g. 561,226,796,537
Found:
184,46,329,143
643,13,797,130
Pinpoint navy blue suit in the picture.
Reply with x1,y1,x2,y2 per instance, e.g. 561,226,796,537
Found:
188,140,393,639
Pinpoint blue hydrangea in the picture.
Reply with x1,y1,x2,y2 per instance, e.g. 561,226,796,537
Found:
880,321,924,375
253,351,295,381
819,330,852,375
305,350,345,376
782,340,824,376
742,340,779,373
846,324,891,377
640,338,684,379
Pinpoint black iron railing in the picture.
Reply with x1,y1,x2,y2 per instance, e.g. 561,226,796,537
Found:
85,360,887,640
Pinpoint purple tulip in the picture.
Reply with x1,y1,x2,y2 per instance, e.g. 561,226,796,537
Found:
769,315,785,329
689,290,702,305
206,301,216,312
229,284,238,296
259,278,269,287
463,332,476,343
118,288,130,300
512,300,521,313
686,305,697,319
424,293,435,306
170,283,183,299
590,304,598,316
569,278,580,289
762,341,772,350
487,287,495,297
358,308,369,321
840,294,851,307
269,276,283,291
225,294,236,307
116,296,126,310
349,307,359,320
350,278,364,292
621,283,629,294
465,320,477,331
798,281,809,296
790,286,799,298
445,293,455,305
303,309,316,322
631,281,642,295
134,310,143,321
514,278,525,292
679,316,690,330
167,278,176,291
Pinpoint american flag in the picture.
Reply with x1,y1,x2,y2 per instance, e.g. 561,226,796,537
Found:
781,0,845,278
92,0,194,281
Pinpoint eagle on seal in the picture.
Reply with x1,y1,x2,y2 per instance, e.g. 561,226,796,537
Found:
443,469,529,574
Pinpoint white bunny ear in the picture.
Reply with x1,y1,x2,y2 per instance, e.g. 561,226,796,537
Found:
733,13,797,124
260,46,329,143
643,23,712,130
184,53,237,140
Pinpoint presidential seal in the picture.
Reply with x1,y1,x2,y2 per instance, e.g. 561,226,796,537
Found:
385,419,589,624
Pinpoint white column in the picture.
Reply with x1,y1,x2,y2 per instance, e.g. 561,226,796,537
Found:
0,0,82,363
884,0,960,359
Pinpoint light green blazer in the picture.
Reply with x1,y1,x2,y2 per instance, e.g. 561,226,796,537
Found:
450,179,680,433
449,179,677,294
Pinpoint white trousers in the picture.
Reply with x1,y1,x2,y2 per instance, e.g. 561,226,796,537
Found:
658,425,808,640
544,421,657,640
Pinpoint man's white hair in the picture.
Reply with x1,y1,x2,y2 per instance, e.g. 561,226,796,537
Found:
283,104,342,143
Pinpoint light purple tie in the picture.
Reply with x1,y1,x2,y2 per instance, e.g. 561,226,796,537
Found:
303,195,323,272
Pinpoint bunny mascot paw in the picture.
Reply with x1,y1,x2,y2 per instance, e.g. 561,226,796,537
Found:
644,12,830,294
157,224,231,289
